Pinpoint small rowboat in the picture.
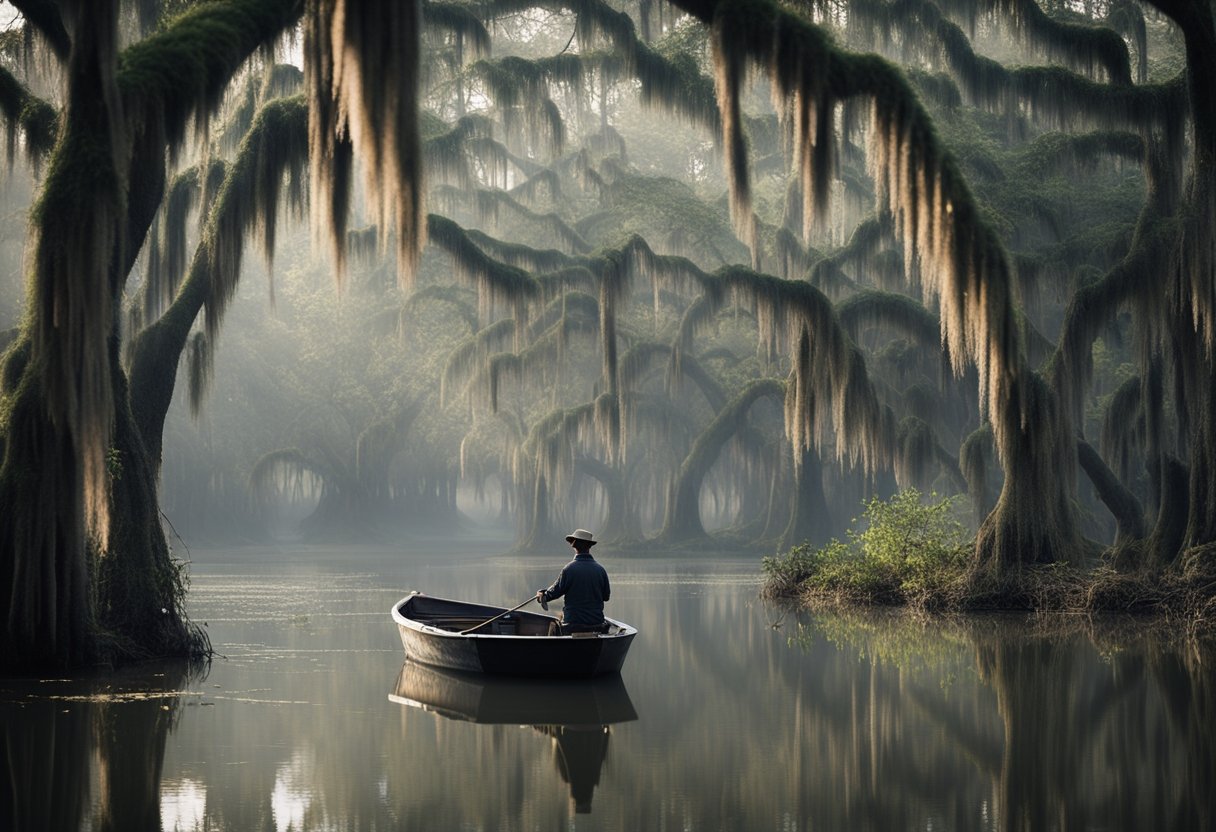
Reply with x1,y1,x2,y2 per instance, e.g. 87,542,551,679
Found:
391,592,637,677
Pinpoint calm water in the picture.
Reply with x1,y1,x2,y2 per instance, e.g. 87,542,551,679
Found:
2,544,1213,831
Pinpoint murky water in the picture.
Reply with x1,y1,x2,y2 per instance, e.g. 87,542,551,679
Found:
2,544,1213,831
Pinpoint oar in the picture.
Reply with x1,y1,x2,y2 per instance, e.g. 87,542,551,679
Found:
459,595,540,635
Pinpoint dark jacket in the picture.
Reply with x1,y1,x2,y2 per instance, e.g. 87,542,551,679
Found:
540,553,610,626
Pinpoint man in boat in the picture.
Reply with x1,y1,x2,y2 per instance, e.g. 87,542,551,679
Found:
536,529,611,635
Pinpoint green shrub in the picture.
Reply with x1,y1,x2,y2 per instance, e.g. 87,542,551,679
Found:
762,489,971,608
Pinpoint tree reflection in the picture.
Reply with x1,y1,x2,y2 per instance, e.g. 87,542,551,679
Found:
0,661,192,832
792,612,1214,831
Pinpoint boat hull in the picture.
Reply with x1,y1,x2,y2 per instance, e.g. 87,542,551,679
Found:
392,593,637,678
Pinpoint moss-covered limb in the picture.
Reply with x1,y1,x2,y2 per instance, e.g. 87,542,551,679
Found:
988,0,1134,86
462,226,574,274
714,266,890,474
1077,437,1145,546
676,0,1031,428
487,317,602,411
0,64,58,164
1048,217,1171,422
423,1,491,56
128,97,308,464
491,0,721,134
442,318,517,404
657,376,784,542
855,0,1184,135
117,0,301,148
1022,130,1144,173
620,341,727,412
812,214,890,285
837,289,939,349
8,0,71,60
424,113,494,188
403,284,480,334
472,187,591,253
427,213,541,310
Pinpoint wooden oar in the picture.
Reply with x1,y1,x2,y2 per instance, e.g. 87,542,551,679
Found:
459,596,539,635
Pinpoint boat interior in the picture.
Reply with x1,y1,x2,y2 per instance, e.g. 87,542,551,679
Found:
403,598,624,637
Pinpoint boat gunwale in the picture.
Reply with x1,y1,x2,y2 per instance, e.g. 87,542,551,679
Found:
391,593,637,641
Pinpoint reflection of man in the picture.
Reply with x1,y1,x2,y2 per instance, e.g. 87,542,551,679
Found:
536,529,610,634
542,724,611,814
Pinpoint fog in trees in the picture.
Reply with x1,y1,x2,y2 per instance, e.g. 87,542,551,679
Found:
1,0,1214,668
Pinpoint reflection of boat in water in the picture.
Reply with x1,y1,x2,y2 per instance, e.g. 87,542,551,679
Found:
391,593,637,677
389,660,637,812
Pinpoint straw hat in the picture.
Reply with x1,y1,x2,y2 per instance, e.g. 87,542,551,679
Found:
564,528,597,546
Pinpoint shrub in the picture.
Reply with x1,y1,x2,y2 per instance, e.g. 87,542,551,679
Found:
762,489,971,608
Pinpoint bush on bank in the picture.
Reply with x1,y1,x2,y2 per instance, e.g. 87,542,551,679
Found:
763,490,1216,630
762,489,969,609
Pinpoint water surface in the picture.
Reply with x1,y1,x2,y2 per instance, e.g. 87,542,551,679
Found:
2,544,1212,831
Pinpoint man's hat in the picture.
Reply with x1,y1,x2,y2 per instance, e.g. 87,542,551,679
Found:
565,528,597,546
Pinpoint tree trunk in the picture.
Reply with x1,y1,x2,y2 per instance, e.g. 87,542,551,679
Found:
575,456,637,542
1076,439,1145,546
781,447,832,550
658,378,783,543
974,373,1082,579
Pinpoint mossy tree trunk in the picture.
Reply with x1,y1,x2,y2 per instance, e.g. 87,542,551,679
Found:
974,373,1082,578
0,0,300,669
1170,5,1216,556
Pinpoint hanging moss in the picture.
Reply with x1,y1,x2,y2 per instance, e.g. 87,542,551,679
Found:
201,95,308,339
141,159,228,322
306,0,424,284
470,55,574,156
424,113,495,188
0,65,57,166
423,1,491,57
442,318,517,404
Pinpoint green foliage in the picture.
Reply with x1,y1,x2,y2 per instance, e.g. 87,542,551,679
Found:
763,489,970,608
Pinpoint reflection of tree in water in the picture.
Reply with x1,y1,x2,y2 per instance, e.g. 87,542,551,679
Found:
792,613,1214,830
0,662,192,831
0,690,92,830
1152,644,1216,832
971,632,1142,832
538,724,611,814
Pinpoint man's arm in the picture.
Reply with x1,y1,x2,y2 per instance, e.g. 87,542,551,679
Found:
539,566,569,602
